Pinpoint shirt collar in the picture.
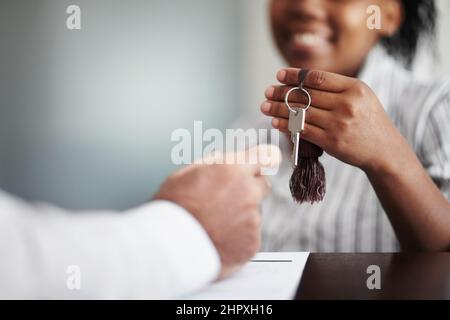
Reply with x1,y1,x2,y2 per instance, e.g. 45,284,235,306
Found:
357,45,391,86
355,45,407,112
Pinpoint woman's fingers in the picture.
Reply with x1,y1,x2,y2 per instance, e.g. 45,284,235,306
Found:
271,117,327,148
261,100,297,118
276,68,357,93
261,101,330,130
265,85,338,110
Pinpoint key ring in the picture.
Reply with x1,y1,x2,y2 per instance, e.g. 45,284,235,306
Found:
284,69,311,114
284,87,311,114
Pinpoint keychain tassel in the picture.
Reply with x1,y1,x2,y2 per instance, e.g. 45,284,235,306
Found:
289,138,326,204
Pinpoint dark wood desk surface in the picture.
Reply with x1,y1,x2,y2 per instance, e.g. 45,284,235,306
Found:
296,253,450,300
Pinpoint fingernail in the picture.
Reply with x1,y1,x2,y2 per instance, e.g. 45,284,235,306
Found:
272,118,279,128
265,86,275,98
277,70,287,81
261,102,271,113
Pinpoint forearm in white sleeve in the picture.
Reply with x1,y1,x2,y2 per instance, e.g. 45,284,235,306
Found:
0,191,220,299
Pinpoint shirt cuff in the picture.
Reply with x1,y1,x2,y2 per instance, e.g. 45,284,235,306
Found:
129,200,221,297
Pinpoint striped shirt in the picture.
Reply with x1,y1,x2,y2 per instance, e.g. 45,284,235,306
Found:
244,46,450,252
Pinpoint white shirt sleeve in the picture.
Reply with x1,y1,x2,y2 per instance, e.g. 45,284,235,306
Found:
0,191,220,299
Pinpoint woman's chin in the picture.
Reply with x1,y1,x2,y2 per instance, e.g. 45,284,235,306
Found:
282,48,333,70
286,56,331,71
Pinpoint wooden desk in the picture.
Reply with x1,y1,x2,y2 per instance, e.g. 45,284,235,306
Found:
296,253,450,300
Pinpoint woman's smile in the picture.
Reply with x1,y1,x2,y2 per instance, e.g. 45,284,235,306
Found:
287,29,333,58
270,0,383,76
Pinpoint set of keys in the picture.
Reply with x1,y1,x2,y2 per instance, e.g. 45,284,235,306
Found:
285,86,311,167
284,69,326,204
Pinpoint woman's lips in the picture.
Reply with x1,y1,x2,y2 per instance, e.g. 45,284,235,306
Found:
287,32,332,57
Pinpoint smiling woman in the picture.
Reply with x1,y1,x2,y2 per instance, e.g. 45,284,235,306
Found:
270,0,409,76
246,0,450,253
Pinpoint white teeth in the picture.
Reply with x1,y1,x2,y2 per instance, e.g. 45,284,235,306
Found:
294,33,322,46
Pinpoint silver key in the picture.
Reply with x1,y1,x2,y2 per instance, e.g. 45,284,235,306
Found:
288,108,306,167
292,131,300,167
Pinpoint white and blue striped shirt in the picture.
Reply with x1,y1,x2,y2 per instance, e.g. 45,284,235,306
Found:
254,46,450,252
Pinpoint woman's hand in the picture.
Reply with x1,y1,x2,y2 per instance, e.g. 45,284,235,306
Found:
261,68,410,174
262,68,450,251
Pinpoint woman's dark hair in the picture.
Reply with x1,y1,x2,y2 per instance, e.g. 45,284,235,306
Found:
381,0,437,67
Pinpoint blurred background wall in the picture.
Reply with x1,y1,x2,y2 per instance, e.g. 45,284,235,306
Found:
0,0,243,210
1,0,449,211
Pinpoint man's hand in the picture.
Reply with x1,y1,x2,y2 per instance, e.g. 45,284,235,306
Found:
154,145,281,278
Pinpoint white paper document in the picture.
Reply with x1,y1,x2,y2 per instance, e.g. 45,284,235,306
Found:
186,252,310,300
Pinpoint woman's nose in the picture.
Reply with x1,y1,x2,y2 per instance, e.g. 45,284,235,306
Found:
287,0,327,22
